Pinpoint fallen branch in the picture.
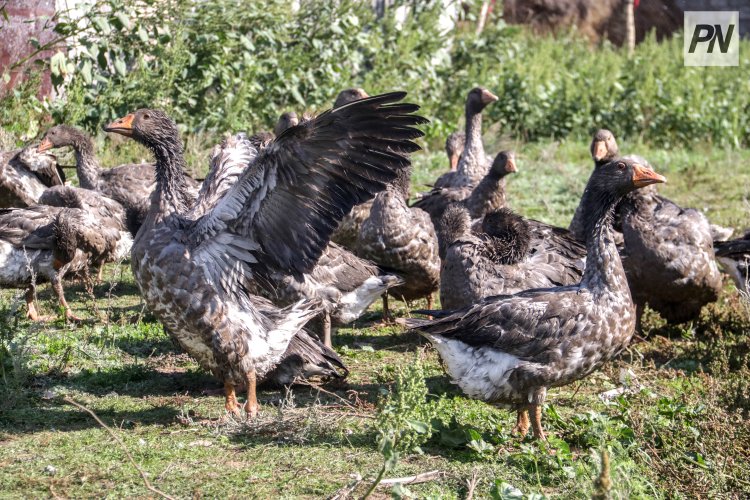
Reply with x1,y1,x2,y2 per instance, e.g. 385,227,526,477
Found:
378,470,443,487
63,397,177,500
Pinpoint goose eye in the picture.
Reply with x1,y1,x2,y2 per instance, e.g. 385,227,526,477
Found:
143,113,151,120
617,162,626,170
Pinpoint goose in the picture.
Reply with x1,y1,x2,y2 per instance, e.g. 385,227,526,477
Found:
358,165,440,319
37,125,200,235
568,129,619,241
714,232,750,294
103,93,424,417
575,129,722,325
412,85,499,225
0,145,65,208
406,158,666,440
440,205,583,310
273,112,299,137
445,131,466,172
433,87,497,189
620,181,722,325
207,135,402,349
0,200,129,321
464,150,517,219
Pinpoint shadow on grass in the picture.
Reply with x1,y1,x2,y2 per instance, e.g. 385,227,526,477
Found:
0,399,181,434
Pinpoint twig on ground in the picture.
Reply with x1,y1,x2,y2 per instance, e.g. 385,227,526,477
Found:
63,397,177,500
328,475,362,500
378,469,444,486
300,380,365,413
465,469,479,500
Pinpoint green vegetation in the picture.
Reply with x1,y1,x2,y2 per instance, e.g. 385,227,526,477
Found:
3,0,750,148
1,143,749,498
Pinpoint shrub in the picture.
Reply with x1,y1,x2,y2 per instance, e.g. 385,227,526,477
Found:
2,0,749,149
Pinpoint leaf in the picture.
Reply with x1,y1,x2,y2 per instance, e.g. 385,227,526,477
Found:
391,483,413,499
137,25,149,43
93,17,111,35
114,58,127,77
406,420,429,434
114,12,130,30
490,481,524,500
50,52,66,77
81,60,93,84
290,86,305,106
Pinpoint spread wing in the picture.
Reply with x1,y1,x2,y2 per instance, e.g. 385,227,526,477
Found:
187,92,426,288
190,133,256,218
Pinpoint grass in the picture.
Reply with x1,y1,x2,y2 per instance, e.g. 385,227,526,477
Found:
1,137,750,498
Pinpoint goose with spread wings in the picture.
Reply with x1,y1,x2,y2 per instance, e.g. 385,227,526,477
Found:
104,93,425,417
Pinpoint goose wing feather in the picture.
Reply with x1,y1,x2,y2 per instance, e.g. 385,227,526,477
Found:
187,92,426,280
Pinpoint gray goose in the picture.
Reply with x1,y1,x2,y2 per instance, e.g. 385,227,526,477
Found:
714,232,750,294
464,150,517,219
0,146,65,208
568,129,619,241
576,129,722,326
235,124,403,348
412,87,498,225
407,158,666,440
273,112,299,137
37,125,200,235
180,133,349,388
620,183,722,326
103,93,424,417
445,131,466,172
358,165,440,319
0,199,129,321
439,205,583,310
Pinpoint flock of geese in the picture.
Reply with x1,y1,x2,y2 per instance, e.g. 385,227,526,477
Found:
1,87,748,439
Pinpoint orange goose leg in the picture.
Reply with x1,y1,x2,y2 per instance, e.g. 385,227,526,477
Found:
25,287,41,321
224,381,241,416
530,404,546,441
513,407,530,437
244,369,259,418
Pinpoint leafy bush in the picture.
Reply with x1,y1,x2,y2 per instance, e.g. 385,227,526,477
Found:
3,0,749,148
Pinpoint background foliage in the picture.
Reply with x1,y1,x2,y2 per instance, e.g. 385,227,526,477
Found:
1,0,749,149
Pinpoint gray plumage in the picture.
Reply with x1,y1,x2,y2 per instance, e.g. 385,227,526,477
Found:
408,158,666,440
445,131,466,172
104,93,425,416
620,188,722,325
0,146,64,208
714,231,750,294
432,87,497,189
439,206,583,310
358,166,440,304
38,125,200,236
0,202,128,321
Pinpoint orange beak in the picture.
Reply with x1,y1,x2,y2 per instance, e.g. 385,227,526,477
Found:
506,157,517,173
480,89,498,104
104,113,135,137
449,153,459,171
632,164,666,187
37,137,54,153
592,140,607,162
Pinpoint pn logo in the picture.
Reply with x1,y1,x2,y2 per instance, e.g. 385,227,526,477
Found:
684,11,739,66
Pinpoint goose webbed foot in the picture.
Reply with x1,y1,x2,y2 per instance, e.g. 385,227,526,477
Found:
224,381,242,417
